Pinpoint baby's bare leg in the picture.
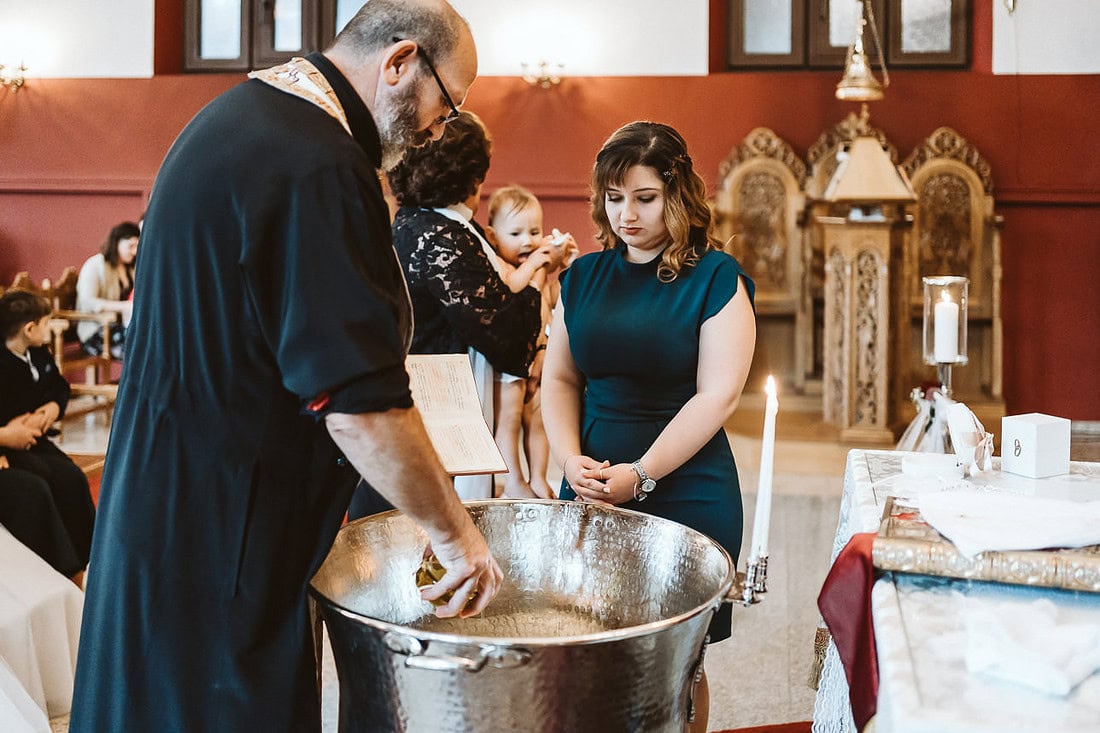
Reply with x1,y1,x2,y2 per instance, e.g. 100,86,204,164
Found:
494,378,534,498
523,384,555,498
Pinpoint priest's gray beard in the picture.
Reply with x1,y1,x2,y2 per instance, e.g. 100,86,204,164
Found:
377,79,434,172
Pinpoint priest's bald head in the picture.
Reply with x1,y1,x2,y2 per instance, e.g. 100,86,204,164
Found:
327,0,478,171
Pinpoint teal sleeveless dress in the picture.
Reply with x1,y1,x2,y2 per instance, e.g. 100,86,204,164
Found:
558,245,754,642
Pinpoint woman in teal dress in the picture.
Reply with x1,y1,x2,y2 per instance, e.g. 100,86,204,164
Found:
542,121,756,733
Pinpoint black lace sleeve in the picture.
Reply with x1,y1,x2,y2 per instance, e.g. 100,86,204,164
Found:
397,210,541,376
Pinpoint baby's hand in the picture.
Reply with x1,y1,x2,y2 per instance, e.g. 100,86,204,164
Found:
547,229,579,269
527,246,553,270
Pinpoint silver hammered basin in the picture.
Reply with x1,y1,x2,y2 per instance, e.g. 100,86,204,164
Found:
310,499,735,733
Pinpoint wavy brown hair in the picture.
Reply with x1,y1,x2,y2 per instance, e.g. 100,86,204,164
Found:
590,121,721,282
387,111,491,207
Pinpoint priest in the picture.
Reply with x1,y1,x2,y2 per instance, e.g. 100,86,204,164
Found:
70,2,501,731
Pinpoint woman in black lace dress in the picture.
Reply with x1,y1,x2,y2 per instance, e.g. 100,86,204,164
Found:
348,112,542,517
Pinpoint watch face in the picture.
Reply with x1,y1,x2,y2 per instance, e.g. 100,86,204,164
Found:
641,478,656,494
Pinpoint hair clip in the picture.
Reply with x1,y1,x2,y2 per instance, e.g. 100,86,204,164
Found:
661,153,693,182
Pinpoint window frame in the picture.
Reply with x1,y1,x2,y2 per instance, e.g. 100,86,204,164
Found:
184,0,328,72
886,0,970,68
807,0,886,68
726,0,970,71
727,0,807,68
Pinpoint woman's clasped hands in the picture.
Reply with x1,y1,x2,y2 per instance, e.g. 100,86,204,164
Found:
563,455,640,506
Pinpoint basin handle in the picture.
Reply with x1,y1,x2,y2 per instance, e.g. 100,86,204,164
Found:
404,649,489,673
384,632,533,673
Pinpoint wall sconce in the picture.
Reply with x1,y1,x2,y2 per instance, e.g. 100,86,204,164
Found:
521,61,563,89
0,61,27,92
836,0,888,102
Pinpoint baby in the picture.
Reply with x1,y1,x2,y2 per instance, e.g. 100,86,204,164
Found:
485,184,577,498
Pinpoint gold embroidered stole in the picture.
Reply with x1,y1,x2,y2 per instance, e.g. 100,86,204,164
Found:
249,57,351,136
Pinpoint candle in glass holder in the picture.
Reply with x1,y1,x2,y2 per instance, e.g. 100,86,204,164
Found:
933,293,959,363
749,375,778,561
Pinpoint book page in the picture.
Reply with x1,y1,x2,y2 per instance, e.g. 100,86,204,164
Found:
406,354,507,476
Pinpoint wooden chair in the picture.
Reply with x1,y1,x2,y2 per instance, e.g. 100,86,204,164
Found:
901,127,1004,403
713,128,808,392
46,268,120,401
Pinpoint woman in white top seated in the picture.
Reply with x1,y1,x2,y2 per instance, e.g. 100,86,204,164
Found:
76,220,139,359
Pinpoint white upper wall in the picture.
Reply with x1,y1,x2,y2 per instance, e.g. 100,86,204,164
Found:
449,0,710,77
993,0,1100,74
0,0,154,78
2,1,1098,79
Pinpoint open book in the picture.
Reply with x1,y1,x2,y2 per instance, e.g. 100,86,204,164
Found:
406,353,507,476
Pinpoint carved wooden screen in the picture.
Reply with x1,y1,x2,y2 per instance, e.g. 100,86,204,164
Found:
902,127,1003,399
713,128,807,390
715,128,807,312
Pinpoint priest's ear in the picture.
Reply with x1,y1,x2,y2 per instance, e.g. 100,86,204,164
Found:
379,38,420,90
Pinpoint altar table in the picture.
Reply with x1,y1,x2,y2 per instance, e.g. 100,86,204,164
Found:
0,526,84,728
813,449,1100,733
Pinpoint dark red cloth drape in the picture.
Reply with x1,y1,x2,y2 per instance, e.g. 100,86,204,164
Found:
817,532,879,731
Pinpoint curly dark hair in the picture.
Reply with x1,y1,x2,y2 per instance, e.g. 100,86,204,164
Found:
386,111,491,207
590,121,721,282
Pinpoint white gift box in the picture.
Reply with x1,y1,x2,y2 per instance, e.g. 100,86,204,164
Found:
1000,413,1071,478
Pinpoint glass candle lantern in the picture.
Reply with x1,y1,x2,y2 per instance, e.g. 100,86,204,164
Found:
922,276,969,366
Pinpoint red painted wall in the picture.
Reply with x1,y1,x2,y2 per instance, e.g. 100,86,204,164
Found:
0,1,1097,418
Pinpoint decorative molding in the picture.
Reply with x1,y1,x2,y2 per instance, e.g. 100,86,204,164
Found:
718,127,807,187
0,177,151,196
807,110,897,168
902,127,994,194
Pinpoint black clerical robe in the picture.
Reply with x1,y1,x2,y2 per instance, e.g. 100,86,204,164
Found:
70,53,412,732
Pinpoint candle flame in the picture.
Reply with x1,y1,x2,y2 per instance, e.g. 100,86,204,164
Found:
940,291,952,303
765,375,777,398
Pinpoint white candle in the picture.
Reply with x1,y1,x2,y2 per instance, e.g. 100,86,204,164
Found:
933,294,959,363
749,375,778,561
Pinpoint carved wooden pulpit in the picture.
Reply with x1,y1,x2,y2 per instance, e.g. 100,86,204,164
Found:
817,135,915,442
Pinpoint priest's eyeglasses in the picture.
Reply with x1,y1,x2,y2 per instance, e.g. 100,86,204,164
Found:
393,36,461,125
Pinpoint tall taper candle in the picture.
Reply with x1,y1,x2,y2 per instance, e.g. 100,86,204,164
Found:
749,376,779,561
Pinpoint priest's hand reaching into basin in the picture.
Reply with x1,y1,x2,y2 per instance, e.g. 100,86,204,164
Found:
325,408,505,619
419,525,504,618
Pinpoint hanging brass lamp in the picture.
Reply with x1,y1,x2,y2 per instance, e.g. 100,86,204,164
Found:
836,1,889,102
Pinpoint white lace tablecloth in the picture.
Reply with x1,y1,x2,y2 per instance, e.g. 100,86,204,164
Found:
0,526,83,728
812,450,1100,733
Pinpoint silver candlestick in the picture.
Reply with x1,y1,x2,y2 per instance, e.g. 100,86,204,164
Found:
734,555,769,606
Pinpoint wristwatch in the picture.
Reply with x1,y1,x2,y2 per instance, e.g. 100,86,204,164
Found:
631,461,656,502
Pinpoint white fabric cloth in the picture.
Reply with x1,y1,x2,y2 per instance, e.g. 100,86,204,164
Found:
0,656,49,733
945,401,994,475
0,526,83,719
965,598,1100,696
896,389,952,453
916,490,1100,558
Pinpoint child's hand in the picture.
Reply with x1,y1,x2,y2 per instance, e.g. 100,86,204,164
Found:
31,402,60,432
547,230,578,270
527,246,553,270
0,414,42,451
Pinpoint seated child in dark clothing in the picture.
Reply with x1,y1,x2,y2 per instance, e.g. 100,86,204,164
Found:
0,289,96,588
